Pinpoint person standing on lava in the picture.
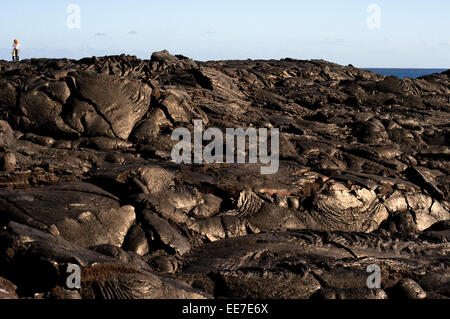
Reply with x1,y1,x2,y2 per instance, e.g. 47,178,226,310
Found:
12,39,20,62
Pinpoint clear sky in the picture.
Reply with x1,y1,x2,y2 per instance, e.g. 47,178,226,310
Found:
0,0,449,67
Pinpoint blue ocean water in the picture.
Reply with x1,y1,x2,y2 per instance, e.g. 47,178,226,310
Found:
364,68,447,79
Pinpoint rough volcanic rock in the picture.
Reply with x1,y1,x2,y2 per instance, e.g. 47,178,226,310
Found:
70,72,152,139
0,277,18,299
393,278,427,299
0,222,207,299
182,230,448,299
0,120,15,149
308,182,389,232
0,182,136,248
0,52,449,299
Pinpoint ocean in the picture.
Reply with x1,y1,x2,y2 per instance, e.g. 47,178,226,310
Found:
363,68,447,79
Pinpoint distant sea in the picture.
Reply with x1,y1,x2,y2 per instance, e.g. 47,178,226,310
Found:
363,68,447,79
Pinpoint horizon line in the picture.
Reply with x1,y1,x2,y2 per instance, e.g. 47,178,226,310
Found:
0,53,448,70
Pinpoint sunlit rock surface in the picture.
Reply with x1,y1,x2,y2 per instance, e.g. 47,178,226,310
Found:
0,52,449,299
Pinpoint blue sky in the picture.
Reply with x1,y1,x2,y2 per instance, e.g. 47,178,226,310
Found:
0,0,449,67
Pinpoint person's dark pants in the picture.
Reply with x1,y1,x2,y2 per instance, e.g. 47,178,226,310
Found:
12,50,19,62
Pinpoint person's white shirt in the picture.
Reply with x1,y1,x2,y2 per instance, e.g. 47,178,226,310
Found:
13,44,20,52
